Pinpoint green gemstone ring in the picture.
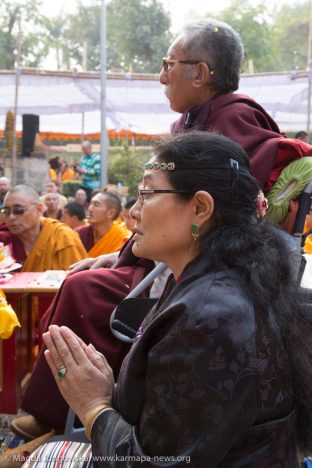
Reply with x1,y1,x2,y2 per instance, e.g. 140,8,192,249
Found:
57,367,67,379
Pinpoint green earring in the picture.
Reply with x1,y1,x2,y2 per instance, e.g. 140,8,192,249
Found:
191,223,200,240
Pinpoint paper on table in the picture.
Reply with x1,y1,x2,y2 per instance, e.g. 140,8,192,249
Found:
0,263,22,274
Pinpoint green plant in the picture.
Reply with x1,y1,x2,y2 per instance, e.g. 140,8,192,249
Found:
108,144,151,196
62,180,81,197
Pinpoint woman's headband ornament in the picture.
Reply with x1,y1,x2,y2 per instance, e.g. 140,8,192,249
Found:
144,162,175,171
143,158,249,186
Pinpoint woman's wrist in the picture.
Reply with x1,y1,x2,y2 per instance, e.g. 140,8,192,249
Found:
84,403,113,440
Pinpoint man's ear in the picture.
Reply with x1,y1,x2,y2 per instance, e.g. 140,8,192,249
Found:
107,208,117,221
36,202,45,215
193,191,214,225
193,63,214,88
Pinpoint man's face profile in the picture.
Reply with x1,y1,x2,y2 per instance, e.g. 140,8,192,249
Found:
159,38,197,114
3,192,41,235
82,143,92,156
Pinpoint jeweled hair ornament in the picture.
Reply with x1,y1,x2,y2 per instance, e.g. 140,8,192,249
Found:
144,162,175,171
143,158,251,186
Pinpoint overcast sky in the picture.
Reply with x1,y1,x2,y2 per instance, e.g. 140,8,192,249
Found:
38,0,298,33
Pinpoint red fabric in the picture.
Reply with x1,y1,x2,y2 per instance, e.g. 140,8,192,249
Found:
171,93,312,191
0,225,26,264
171,93,282,188
75,224,94,251
264,137,312,192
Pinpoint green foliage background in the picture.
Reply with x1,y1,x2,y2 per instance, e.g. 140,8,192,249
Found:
0,0,310,74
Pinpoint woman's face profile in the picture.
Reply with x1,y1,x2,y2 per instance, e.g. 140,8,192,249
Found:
130,160,195,268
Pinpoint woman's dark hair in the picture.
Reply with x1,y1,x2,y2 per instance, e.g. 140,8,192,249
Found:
179,19,244,93
153,130,312,453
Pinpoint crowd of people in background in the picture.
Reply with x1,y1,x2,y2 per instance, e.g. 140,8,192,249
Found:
0,139,135,269
47,140,101,200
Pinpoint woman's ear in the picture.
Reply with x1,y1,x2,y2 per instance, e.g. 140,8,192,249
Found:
193,191,214,225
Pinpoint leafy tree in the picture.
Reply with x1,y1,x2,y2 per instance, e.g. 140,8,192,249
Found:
58,0,172,73
62,1,101,71
190,0,310,73
271,1,310,72
107,0,172,73
0,0,46,69
42,16,70,70
108,144,149,196
215,0,273,73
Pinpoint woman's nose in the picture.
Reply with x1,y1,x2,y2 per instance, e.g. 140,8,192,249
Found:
129,199,141,220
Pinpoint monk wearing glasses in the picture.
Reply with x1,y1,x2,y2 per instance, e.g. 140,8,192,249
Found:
0,185,87,271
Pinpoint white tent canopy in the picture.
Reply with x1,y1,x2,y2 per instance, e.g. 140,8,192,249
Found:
0,69,310,134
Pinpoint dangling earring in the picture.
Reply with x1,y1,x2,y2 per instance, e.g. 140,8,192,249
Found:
191,223,200,240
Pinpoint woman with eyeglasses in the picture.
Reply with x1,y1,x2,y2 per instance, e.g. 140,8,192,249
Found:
32,132,311,467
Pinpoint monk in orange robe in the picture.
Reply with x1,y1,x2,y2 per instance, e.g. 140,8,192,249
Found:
75,191,131,256
0,185,88,271
304,209,312,254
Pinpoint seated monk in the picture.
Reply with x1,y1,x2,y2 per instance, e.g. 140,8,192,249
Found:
0,185,88,271
40,181,67,209
61,202,86,230
42,193,62,220
10,237,155,439
75,191,131,256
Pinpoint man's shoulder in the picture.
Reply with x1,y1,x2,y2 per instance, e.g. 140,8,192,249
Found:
75,224,92,235
42,217,81,238
212,93,273,118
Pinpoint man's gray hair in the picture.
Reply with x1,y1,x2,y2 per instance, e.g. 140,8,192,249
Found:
179,19,244,93
82,140,92,148
7,184,40,202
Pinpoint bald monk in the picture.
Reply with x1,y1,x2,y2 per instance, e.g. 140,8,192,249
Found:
0,185,88,271
75,191,131,256
42,192,62,220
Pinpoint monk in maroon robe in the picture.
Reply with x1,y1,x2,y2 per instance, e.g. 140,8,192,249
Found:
161,22,312,193
18,238,154,434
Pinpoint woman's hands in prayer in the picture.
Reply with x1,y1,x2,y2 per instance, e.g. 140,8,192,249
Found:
43,325,115,427
68,252,119,275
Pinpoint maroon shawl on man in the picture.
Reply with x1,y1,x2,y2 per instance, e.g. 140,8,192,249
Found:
75,224,94,251
171,93,312,191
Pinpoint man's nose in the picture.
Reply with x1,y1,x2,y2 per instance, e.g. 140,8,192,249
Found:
159,68,168,85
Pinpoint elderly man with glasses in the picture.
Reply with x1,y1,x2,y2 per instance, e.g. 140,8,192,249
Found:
0,184,87,271
161,19,312,223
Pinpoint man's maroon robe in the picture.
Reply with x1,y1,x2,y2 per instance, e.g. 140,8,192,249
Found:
171,93,312,191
